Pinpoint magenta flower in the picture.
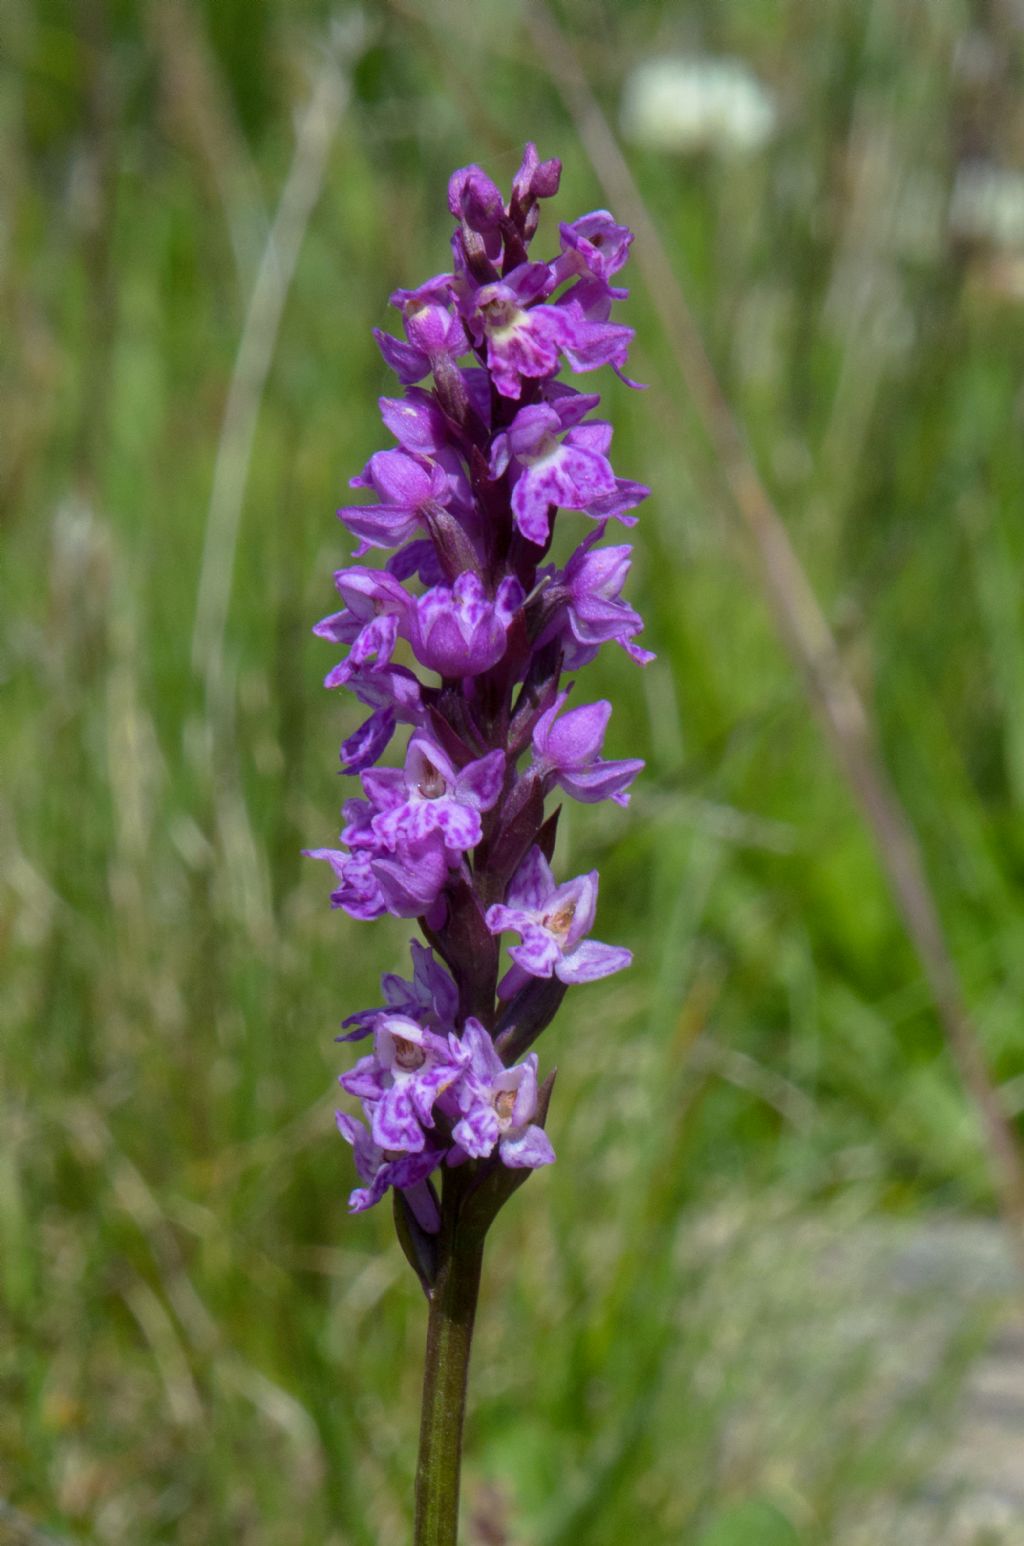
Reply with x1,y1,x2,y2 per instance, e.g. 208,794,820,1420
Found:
341,1014,468,1154
461,262,635,400
368,734,505,855
304,826,449,922
490,401,617,545
374,275,467,385
339,449,452,556
451,1020,555,1169
540,528,655,667
553,210,635,293
314,567,411,687
531,692,644,806
336,1110,444,1227
408,572,523,678
485,846,632,996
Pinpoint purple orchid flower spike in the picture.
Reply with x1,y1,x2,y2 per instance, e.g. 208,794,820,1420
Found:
306,146,651,1539
531,692,644,806
451,1020,555,1169
485,846,632,997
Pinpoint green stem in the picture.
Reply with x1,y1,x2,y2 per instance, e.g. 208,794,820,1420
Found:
413,1189,485,1546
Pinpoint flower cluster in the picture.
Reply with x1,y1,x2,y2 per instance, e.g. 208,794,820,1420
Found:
309,146,651,1229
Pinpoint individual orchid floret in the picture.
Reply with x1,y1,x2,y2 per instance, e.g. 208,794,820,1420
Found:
339,449,452,556
371,830,451,919
408,572,524,678
531,692,644,806
341,941,459,1043
448,164,506,264
451,1020,555,1169
369,734,505,855
462,263,635,399
485,846,632,996
509,142,562,240
375,276,467,386
314,568,411,687
341,1015,468,1153
304,845,386,921
490,401,618,546
336,1109,443,1226
551,211,635,296
305,826,450,923
550,295,635,378
462,264,558,397
540,529,654,667
339,663,425,775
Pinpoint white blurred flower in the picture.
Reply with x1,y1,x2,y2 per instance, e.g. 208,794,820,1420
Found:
949,161,1024,250
620,55,777,157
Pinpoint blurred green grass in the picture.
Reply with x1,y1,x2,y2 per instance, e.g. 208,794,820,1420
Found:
3,0,1024,1540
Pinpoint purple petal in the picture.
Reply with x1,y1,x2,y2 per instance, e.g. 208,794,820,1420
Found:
371,1085,425,1152
533,696,610,767
456,1018,503,1084
435,800,482,853
548,870,599,947
508,924,562,979
485,902,534,938
338,503,421,553
379,390,450,455
341,709,396,774
362,767,406,812
555,939,633,984
454,749,505,810
452,1104,501,1159
340,1056,389,1103
500,1124,556,1169
506,847,556,911
374,328,430,384
555,758,644,805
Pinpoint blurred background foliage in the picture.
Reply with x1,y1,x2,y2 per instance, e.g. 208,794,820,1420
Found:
3,0,1024,1541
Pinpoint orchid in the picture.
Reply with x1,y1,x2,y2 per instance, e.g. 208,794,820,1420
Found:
306,143,650,1544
